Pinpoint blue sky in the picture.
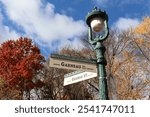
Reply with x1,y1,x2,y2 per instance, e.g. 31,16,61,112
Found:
0,0,150,59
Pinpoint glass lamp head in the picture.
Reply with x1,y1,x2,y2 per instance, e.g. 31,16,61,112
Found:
90,17,104,32
86,7,108,32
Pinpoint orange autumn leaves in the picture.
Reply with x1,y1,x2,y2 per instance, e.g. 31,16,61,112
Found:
0,37,45,90
134,17,150,35
134,17,150,47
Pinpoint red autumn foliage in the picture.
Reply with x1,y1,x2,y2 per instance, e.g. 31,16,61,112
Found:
0,37,45,90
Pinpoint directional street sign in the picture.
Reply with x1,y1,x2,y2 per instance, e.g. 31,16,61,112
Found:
64,71,97,86
49,54,97,73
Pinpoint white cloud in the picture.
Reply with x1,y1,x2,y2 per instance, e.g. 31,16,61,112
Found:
0,11,20,43
0,0,86,49
113,17,140,31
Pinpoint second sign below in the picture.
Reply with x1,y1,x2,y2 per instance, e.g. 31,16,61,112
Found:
64,71,97,86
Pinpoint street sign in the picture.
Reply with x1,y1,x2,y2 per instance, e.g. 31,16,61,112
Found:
49,54,97,73
64,71,97,86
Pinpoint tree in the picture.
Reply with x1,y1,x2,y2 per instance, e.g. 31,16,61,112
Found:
104,30,149,99
0,37,45,99
131,17,150,98
81,28,150,100
133,17,150,70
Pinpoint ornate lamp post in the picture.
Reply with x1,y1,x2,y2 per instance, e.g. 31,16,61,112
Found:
86,7,109,100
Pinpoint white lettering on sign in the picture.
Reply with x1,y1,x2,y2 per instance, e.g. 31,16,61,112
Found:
64,71,97,86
